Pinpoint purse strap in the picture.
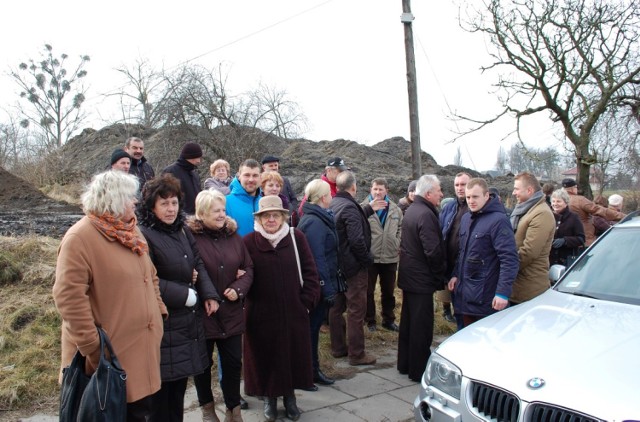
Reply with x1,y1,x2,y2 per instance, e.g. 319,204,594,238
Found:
290,227,304,287
97,327,125,372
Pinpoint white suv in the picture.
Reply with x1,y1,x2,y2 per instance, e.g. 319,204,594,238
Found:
413,212,640,421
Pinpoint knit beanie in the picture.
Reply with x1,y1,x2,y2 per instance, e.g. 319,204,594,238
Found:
111,149,131,165
180,142,203,159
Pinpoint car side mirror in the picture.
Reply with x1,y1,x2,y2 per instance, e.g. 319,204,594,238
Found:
549,264,566,285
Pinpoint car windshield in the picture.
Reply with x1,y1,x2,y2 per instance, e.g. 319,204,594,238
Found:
556,226,640,306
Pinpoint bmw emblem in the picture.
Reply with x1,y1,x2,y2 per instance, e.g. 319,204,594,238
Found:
527,377,545,389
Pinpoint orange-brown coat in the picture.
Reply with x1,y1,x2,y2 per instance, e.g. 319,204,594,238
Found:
53,216,167,403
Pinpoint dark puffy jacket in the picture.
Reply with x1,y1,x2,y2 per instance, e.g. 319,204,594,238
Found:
329,191,374,278
186,216,253,339
162,158,201,215
297,202,340,299
139,213,220,381
129,156,155,190
453,196,519,317
550,206,585,266
397,196,447,294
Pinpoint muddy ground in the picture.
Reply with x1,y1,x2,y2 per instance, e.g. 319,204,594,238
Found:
0,168,82,238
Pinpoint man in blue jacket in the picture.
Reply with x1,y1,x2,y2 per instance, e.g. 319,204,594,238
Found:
226,159,261,236
447,178,519,327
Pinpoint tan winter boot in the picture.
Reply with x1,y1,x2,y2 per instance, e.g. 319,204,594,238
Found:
224,405,243,422
202,401,221,422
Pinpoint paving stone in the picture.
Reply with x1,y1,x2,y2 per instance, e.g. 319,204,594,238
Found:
333,372,402,399
340,392,415,422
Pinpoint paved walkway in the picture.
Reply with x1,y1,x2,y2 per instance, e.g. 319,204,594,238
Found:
18,337,451,422
182,345,419,422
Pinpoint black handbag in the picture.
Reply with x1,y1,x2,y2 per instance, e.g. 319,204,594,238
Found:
77,327,127,421
59,348,90,422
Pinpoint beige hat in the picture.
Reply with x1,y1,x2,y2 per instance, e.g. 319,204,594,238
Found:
253,195,289,216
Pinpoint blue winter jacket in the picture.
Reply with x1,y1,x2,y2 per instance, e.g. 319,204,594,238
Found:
225,177,261,237
297,202,339,299
453,195,519,317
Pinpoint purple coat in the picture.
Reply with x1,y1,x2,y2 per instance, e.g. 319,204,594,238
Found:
187,216,254,338
242,228,320,397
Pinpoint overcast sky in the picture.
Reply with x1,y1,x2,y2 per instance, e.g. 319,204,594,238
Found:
1,0,559,171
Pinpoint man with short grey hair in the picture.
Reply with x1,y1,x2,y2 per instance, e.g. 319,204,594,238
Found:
329,171,386,366
397,174,447,382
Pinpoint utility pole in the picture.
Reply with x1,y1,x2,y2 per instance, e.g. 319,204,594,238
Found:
401,0,422,179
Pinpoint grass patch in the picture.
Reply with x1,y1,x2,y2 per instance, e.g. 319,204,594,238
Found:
39,183,83,205
0,236,61,413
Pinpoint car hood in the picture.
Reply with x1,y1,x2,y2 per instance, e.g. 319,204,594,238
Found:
437,290,640,420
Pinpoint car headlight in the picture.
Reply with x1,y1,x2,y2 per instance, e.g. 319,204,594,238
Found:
424,353,462,399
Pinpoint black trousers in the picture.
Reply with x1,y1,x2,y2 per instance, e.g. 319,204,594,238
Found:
397,290,434,382
127,395,153,421
193,335,243,410
149,377,188,422
365,262,398,325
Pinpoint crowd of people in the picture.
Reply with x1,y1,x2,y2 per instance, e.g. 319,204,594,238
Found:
53,137,628,421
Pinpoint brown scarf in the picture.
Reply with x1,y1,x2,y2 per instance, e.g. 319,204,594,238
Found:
88,214,149,256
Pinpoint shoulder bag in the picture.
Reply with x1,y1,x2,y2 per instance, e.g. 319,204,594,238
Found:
59,348,90,422
77,326,127,421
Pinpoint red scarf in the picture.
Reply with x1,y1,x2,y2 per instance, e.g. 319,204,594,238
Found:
88,214,149,256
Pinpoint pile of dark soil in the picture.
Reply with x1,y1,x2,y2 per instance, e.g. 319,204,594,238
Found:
0,168,82,238
1,123,516,238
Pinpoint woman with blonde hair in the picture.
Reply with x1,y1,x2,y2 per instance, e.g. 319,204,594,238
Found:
205,159,232,195
188,190,254,422
53,170,166,421
297,179,339,387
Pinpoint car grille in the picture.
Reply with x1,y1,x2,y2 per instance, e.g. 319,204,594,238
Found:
529,403,603,422
471,382,520,422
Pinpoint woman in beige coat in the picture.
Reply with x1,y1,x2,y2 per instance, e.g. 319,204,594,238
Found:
53,170,167,421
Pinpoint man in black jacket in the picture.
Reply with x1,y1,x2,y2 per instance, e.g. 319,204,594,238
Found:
397,174,447,382
124,137,155,190
162,142,203,215
328,171,385,366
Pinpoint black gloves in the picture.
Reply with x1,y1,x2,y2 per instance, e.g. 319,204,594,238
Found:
552,238,566,249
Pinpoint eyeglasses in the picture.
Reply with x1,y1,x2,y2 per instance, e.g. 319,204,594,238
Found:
260,212,283,220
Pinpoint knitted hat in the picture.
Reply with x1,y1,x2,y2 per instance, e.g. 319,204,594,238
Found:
110,149,131,165
180,142,203,159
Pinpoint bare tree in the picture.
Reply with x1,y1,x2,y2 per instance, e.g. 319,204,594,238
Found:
159,63,307,159
10,44,90,148
453,145,463,167
507,143,562,177
113,57,170,128
495,145,508,174
246,82,308,139
458,0,640,198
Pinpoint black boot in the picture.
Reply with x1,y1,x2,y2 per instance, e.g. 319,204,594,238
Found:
283,394,301,421
313,369,335,385
264,397,277,422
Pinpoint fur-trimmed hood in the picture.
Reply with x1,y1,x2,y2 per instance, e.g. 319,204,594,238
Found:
186,215,238,237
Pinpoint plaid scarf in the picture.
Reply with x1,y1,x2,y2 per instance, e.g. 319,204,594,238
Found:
88,213,149,256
